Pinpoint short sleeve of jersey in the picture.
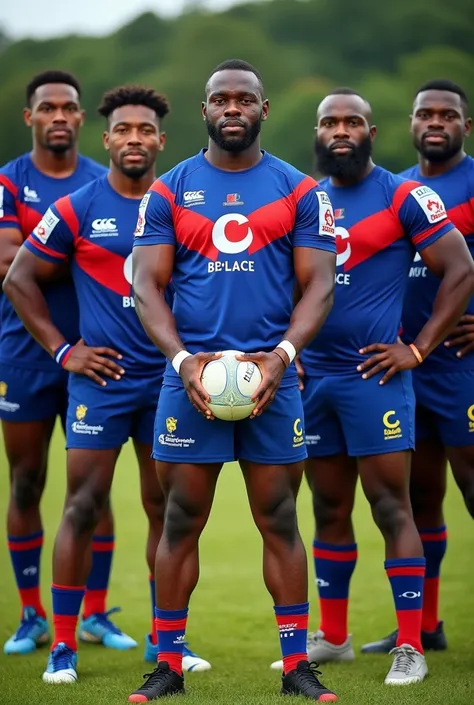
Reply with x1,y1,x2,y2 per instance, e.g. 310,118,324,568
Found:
133,181,176,248
24,198,75,263
293,182,336,254
398,182,453,251
0,172,20,229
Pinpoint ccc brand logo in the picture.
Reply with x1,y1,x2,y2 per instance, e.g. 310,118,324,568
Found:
212,213,253,254
123,253,133,285
335,226,351,267
92,218,116,231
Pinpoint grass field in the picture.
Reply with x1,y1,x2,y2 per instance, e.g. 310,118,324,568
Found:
0,424,473,704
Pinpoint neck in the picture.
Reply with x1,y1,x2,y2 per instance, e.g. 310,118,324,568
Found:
107,164,156,198
418,149,466,177
30,144,78,178
205,140,263,171
330,158,375,187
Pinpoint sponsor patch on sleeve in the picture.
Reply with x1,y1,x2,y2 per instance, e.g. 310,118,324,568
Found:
409,185,447,224
316,190,335,237
33,208,59,243
134,193,151,237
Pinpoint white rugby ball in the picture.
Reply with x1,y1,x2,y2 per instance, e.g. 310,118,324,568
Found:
201,350,262,421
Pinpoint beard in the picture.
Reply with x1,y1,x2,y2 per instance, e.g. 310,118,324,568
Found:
206,116,262,152
414,132,463,163
44,136,74,153
314,135,372,180
115,153,152,179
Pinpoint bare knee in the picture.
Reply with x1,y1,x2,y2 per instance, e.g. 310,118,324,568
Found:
142,492,165,525
164,495,209,548
64,487,109,539
253,492,298,546
370,492,411,542
11,466,44,512
313,491,353,535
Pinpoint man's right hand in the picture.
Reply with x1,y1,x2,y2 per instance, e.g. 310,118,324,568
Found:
63,339,125,386
180,352,222,419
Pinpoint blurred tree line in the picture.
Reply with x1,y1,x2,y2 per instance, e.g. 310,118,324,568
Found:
0,0,473,175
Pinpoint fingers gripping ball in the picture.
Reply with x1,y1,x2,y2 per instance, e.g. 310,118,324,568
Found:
201,350,262,421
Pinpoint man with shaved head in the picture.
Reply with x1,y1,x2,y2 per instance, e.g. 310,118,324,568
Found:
270,88,474,685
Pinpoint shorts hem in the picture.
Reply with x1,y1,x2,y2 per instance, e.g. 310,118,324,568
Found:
152,452,233,463
66,440,127,450
239,453,308,464
348,443,415,457
0,411,59,423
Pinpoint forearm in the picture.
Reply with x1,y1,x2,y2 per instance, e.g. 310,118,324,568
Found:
2,276,66,356
134,284,186,361
414,268,474,358
0,244,20,282
279,278,334,353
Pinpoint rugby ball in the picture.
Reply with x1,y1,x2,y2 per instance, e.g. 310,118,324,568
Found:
201,350,262,421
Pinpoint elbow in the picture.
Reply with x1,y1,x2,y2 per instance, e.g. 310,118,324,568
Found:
2,266,22,303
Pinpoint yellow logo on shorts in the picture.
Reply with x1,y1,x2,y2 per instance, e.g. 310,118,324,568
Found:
383,410,402,440
467,405,474,431
76,404,88,421
166,417,177,434
0,381,7,397
293,417,304,447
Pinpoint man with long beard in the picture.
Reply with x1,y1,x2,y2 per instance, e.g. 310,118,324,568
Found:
270,88,474,686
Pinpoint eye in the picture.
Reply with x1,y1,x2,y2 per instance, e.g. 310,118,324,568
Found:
321,119,334,127
349,119,359,127
417,111,429,120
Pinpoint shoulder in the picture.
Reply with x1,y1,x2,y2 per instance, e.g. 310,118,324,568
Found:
265,153,315,189
156,153,205,193
0,153,30,188
77,155,108,179
57,176,105,219
398,164,418,180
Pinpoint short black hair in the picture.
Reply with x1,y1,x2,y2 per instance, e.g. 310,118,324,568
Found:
415,79,469,113
206,59,265,98
328,87,366,100
26,70,81,106
97,85,170,123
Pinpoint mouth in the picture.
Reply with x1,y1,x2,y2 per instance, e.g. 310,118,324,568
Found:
221,120,245,133
48,129,71,138
123,151,147,160
330,142,354,155
423,133,448,145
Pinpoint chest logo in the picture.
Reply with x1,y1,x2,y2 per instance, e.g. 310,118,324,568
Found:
212,213,253,254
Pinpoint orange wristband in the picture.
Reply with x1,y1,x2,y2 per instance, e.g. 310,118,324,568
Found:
409,343,423,364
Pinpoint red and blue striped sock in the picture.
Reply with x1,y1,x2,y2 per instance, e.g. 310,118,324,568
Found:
385,557,426,653
419,525,447,633
51,584,85,651
149,575,157,645
313,540,357,645
83,534,114,618
8,530,46,618
155,607,188,674
274,602,309,674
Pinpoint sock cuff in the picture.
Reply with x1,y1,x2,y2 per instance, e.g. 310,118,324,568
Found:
91,535,115,551
313,541,358,561
274,602,309,616
52,584,86,594
8,531,44,549
149,574,155,583
92,534,115,542
155,607,188,620
419,526,448,541
385,557,426,570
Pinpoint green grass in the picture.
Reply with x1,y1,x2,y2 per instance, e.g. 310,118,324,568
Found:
1,424,473,704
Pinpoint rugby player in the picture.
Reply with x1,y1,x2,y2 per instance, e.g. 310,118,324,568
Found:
362,79,474,654
3,85,211,682
270,88,474,685
128,59,338,702
0,70,133,654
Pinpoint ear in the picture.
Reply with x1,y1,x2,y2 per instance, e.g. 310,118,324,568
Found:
465,117,472,138
158,132,167,151
103,130,110,151
201,102,206,121
261,99,269,121
79,109,85,128
370,124,377,140
23,107,33,128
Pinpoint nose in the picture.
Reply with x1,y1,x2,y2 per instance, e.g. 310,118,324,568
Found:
333,121,350,139
223,101,242,117
52,109,67,124
427,113,444,130
127,128,143,144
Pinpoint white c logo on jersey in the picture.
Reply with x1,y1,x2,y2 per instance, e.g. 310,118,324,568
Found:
212,213,253,254
123,253,133,285
335,226,351,267
92,218,116,231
